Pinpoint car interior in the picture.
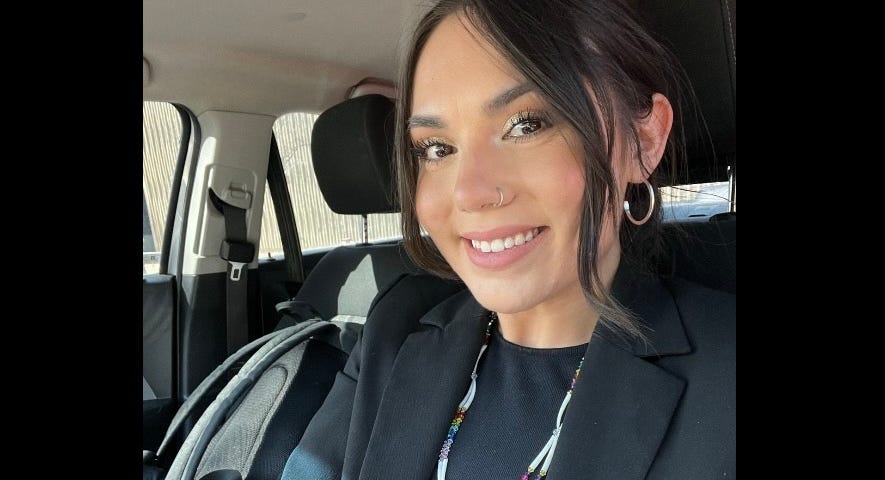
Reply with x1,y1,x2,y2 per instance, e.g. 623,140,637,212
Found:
142,0,734,479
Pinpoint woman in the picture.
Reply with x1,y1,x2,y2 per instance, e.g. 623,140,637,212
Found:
283,0,735,478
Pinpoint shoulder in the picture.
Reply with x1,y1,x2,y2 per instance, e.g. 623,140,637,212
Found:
667,275,735,313
655,277,735,405
649,278,735,471
666,277,735,355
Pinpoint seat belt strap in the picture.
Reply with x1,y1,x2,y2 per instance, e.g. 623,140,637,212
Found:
209,189,254,356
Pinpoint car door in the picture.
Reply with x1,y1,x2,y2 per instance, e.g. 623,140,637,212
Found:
143,101,190,451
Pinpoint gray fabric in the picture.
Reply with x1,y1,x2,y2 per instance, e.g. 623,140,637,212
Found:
164,321,337,480
293,243,417,320
330,315,365,325
144,275,175,398
143,376,158,401
196,344,308,479
443,327,587,478
245,340,348,480
158,322,320,460
330,317,366,354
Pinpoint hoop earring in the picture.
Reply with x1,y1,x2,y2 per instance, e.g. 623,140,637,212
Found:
623,180,655,226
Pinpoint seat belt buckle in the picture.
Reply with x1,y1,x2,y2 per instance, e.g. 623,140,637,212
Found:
229,262,247,281
220,240,255,282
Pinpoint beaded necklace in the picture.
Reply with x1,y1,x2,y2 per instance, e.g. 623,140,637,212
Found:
435,312,586,480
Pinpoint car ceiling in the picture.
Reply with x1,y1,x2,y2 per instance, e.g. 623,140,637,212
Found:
144,0,734,186
143,0,429,117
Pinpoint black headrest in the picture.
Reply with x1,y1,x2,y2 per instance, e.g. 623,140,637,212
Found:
640,0,736,185
311,94,397,215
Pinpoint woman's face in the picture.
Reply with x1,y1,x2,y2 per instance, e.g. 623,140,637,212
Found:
410,14,625,316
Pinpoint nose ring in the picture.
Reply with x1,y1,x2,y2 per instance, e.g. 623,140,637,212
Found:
481,187,504,209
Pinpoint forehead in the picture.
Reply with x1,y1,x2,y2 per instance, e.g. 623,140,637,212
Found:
412,14,524,111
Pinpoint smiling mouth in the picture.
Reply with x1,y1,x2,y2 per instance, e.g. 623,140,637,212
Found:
468,227,544,253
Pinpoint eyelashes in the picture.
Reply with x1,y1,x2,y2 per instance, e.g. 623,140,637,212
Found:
410,137,454,162
504,109,552,141
410,109,554,163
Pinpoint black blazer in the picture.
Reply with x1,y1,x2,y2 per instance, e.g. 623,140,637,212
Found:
282,263,736,479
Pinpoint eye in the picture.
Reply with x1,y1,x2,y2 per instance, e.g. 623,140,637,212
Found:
510,119,543,137
411,138,456,162
504,110,551,140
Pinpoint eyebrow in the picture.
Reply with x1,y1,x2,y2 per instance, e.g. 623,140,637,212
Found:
484,82,534,114
406,82,535,131
406,116,445,130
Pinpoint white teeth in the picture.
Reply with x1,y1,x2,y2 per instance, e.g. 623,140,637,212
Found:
469,228,541,253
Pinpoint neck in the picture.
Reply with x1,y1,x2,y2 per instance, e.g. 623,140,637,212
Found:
496,292,597,348
496,245,621,349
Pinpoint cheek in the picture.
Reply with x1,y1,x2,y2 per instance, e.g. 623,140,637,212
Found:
560,172,586,212
530,134,587,220
415,171,444,232
544,159,586,229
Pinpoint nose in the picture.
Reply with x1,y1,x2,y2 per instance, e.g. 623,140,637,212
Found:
452,142,509,212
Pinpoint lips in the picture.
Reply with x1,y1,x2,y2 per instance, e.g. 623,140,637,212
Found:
462,226,547,270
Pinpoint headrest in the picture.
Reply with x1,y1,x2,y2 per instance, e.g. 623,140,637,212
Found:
311,94,397,215
640,0,736,185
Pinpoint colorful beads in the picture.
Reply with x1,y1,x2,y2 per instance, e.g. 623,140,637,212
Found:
439,407,469,460
439,439,452,460
519,468,548,479
570,357,585,390
435,312,584,480
520,467,545,480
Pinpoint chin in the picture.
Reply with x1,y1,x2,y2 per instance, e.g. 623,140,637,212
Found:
464,280,538,315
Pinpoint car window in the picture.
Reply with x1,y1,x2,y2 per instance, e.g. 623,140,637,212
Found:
143,101,183,274
661,180,733,222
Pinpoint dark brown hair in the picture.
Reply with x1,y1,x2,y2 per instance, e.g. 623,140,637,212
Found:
395,0,694,337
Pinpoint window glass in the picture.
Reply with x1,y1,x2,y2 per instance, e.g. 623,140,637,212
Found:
258,188,283,259
660,181,732,221
143,101,183,273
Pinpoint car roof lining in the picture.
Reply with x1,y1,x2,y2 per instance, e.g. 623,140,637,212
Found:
144,0,734,184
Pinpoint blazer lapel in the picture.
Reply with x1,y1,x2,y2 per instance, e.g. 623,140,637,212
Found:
545,335,686,479
359,292,489,480
547,261,692,480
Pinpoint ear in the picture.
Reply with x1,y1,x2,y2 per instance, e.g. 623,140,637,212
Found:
629,93,673,182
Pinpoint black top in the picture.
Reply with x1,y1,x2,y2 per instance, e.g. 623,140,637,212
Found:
442,324,587,478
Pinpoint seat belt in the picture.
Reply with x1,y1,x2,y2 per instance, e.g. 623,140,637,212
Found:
209,189,254,356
